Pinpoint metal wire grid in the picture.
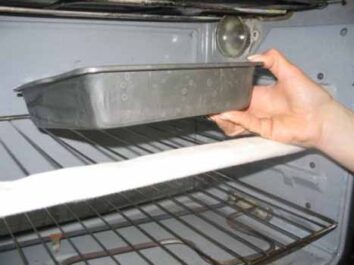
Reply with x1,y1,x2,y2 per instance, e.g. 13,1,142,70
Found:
0,116,336,265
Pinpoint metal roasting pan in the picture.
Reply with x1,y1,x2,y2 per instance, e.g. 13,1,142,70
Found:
16,62,260,129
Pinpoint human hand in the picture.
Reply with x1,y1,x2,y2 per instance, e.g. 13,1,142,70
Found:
210,49,335,148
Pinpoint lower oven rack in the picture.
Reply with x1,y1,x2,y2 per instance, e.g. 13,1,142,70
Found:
0,115,336,265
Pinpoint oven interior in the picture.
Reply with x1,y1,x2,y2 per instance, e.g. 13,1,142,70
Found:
0,1,353,264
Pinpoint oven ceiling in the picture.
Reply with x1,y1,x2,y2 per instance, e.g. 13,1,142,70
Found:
0,0,329,19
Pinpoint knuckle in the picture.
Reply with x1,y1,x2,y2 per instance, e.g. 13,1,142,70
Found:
229,130,242,137
225,131,235,137
260,118,273,138
288,63,303,76
265,48,280,57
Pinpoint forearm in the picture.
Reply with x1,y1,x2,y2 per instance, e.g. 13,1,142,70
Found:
317,101,354,172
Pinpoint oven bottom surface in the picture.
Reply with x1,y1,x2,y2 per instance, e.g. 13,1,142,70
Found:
0,116,337,265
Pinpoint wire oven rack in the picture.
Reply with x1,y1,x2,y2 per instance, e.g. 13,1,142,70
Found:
0,115,336,265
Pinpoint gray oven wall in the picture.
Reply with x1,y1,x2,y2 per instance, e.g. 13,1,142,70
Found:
0,1,353,264
243,2,354,264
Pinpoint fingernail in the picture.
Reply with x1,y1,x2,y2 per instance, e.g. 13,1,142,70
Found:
247,54,262,61
207,115,217,121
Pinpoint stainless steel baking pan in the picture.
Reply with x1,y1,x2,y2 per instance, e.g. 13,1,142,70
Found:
16,62,259,129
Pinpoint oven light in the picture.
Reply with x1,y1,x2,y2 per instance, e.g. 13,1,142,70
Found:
216,16,251,58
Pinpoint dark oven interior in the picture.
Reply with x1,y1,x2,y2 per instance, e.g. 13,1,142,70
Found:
0,0,353,265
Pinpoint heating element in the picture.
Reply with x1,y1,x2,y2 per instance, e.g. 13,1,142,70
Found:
0,116,336,265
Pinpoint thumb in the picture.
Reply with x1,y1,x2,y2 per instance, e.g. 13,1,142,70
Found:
248,49,298,81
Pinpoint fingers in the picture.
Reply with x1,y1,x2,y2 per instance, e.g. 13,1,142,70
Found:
210,110,273,139
217,111,273,139
209,115,246,137
248,49,300,80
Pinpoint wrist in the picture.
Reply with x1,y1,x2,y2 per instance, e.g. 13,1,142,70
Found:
315,100,352,152
313,99,354,171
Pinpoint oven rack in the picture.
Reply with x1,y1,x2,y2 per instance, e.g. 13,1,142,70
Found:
0,115,336,265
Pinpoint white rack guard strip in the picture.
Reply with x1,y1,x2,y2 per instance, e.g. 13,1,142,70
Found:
0,137,303,217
